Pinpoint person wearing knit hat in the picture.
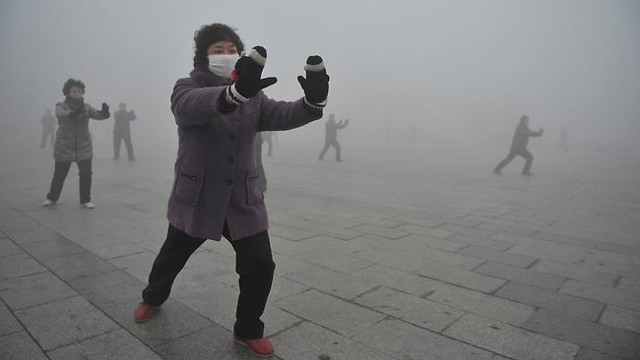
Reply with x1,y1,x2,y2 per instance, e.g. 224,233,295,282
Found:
42,78,110,209
133,22,329,358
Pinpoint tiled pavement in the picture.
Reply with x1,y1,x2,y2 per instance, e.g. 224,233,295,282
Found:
1,139,639,360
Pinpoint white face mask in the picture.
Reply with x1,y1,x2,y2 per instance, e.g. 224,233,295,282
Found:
207,54,239,80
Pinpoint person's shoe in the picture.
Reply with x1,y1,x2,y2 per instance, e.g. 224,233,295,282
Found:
235,337,275,358
80,201,96,209
134,302,157,323
42,199,56,207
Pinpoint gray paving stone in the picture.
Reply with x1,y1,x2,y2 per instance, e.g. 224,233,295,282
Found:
599,305,640,334
47,329,163,360
102,298,213,347
394,223,452,239
349,223,410,239
444,313,580,360
574,348,626,360
107,251,157,282
354,286,464,331
292,248,373,274
355,319,494,360
272,321,395,360
428,284,535,326
172,279,240,333
560,280,640,311
0,253,47,280
578,256,640,283
268,275,309,303
415,262,506,293
476,221,538,237
532,260,619,287
0,331,48,360
458,245,538,268
444,233,516,251
395,233,467,252
2,226,64,245
269,223,318,241
0,300,22,336
533,231,602,249
42,252,118,282
475,262,567,290
0,271,77,310
15,296,120,351
0,239,23,258
435,223,497,238
352,264,446,297
523,309,640,360
353,247,485,273
68,269,145,308
495,282,605,321
616,277,640,294
280,261,377,300
275,289,385,337
19,236,86,261
153,324,255,360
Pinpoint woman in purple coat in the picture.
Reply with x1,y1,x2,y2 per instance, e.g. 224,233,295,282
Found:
134,23,329,357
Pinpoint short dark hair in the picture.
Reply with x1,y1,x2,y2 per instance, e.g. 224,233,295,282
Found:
193,23,244,67
62,78,85,96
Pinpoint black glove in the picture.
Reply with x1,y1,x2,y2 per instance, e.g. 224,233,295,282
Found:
68,107,85,118
99,102,110,118
227,46,277,105
297,55,329,109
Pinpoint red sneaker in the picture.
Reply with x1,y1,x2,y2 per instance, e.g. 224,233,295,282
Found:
235,337,275,358
134,302,157,323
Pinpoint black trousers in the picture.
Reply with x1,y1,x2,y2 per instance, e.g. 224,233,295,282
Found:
494,148,533,174
114,131,134,160
40,129,55,148
46,159,92,203
319,139,341,161
142,224,276,339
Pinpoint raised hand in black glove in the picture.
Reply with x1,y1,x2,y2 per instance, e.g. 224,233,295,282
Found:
99,102,110,118
68,107,85,118
227,46,278,105
297,55,329,109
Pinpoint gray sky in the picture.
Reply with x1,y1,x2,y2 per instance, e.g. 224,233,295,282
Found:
1,0,639,152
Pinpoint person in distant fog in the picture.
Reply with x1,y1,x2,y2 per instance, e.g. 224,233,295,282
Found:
113,102,136,161
132,22,329,358
318,113,348,161
558,127,568,152
262,131,274,156
255,132,267,191
493,115,544,175
42,78,110,208
40,108,56,148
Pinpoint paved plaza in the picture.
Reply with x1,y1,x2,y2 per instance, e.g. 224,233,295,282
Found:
1,137,639,360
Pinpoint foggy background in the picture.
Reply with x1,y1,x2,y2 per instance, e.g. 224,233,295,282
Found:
1,0,639,182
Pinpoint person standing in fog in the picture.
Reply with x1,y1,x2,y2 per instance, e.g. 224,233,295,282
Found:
493,115,544,175
133,23,329,358
113,102,136,161
255,132,267,191
558,127,568,152
40,108,56,148
42,79,110,208
262,131,274,156
318,113,348,161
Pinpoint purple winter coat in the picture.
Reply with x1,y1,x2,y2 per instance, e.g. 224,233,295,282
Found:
167,67,322,241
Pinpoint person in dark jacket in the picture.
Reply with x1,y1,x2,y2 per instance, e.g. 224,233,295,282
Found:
42,79,110,208
40,108,56,148
133,23,329,358
493,115,544,175
318,113,348,161
112,102,136,161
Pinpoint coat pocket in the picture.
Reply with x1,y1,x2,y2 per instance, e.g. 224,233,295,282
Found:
246,170,264,206
173,165,204,206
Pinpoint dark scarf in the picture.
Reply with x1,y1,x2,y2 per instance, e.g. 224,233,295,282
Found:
190,66,230,88
65,96,84,109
